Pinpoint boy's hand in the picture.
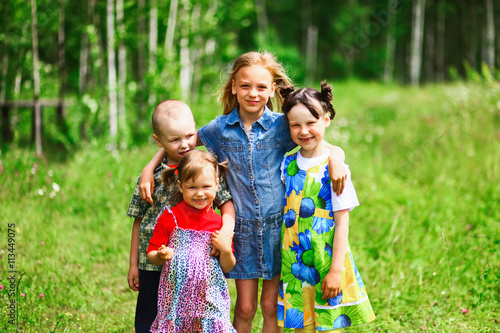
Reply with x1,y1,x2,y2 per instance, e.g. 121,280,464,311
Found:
127,265,140,291
139,173,155,205
211,231,233,255
321,271,341,300
158,245,174,261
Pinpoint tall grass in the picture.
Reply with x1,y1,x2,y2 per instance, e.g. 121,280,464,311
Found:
0,81,498,332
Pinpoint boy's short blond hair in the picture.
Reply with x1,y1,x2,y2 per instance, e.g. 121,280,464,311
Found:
152,100,194,137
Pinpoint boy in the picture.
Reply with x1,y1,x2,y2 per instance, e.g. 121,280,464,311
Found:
126,100,235,332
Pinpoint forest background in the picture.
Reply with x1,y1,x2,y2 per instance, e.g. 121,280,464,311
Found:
0,0,499,332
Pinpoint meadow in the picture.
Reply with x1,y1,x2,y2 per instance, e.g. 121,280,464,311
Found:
0,80,498,332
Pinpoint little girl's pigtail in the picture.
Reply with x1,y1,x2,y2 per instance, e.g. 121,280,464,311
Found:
217,160,229,181
280,86,295,100
320,81,336,119
162,167,178,187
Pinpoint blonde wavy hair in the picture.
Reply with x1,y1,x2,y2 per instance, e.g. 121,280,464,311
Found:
218,51,293,115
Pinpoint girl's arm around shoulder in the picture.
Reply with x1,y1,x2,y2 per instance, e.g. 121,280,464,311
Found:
211,230,236,273
324,143,347,196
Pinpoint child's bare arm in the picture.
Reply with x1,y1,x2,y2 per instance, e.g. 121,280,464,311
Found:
210,200,235,256
324,144,347,196
147,245,174,266
211,231,236,273
139,149,167,204
127,218,141,291
322,209,349,300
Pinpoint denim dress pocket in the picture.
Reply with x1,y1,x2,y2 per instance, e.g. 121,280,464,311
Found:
257,139,280,169
220,141,244,171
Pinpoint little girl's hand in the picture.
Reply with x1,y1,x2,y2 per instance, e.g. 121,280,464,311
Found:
158,245,173,261
321,271,341,300
211,231,233,255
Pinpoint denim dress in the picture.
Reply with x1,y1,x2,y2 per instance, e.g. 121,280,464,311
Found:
198,106,296,279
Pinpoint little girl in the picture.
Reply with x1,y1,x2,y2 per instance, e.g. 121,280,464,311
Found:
277,83,375,332
141,51,347,333
147,150,237,333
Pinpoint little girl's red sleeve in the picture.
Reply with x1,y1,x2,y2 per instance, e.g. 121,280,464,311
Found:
147,211,173,253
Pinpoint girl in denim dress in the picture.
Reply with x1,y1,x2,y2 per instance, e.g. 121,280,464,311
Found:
140,51,347,333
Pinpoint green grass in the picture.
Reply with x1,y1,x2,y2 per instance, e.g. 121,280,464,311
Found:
1,81,499,332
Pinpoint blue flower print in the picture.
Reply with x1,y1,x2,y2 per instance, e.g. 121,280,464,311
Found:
312,216,334,234
284,308,304,328
319,168,332,212
324,243,332,258
333,314,352,329
284,156,306,196
279,280,284,299
299,197,315,218
277,303,284,321
284,209,297,228
328,291,343,306
290,230,321,285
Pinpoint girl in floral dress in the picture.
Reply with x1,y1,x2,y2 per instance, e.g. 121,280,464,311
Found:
278,83,376,332
147,150,237,333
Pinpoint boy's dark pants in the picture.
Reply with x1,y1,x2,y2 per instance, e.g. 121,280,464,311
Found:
135,270,161,333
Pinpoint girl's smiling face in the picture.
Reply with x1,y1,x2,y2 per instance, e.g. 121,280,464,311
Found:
178,164,219,210
231,65,276,120
287,103,330,158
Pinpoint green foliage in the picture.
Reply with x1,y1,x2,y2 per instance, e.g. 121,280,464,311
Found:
1,82,499,332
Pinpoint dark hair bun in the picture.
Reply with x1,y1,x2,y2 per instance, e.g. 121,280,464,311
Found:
280,86,295,99
320,81,333,103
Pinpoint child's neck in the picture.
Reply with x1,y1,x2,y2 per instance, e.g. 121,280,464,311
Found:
300,141,329,158
238,109,264,133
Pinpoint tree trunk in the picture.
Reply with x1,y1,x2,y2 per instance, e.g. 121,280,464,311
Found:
57,0,67,131
424,4,435,83
107,0,118,143
255,0,268,45
79,0,96,93
435,0,445,81
148,0,158,109
1,43,12,142
485,0,495,69
410,0,426,85
179,0,192,102
117,0,126,137
383,3,396,83
190,4,203,103
137,0,146,125
31,0,42,156
305,25,318,84
164,0,178,54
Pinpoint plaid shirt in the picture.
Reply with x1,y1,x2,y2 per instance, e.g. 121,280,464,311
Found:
127,156,233,271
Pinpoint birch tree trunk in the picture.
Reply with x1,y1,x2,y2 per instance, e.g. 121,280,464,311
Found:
57,0,67,129
164,0,178,54
79,0,95,93
148,0,158,109
107,0,118,142
117,0,126,135
1,41,11,142
190,4,203,103
410,0,426,85
383,7,396,83
305,25,318,84
485,0,495,69
255,0,268,45
435,0,445,81
137,0,146,125
179,0,192,102
31,0,42,156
